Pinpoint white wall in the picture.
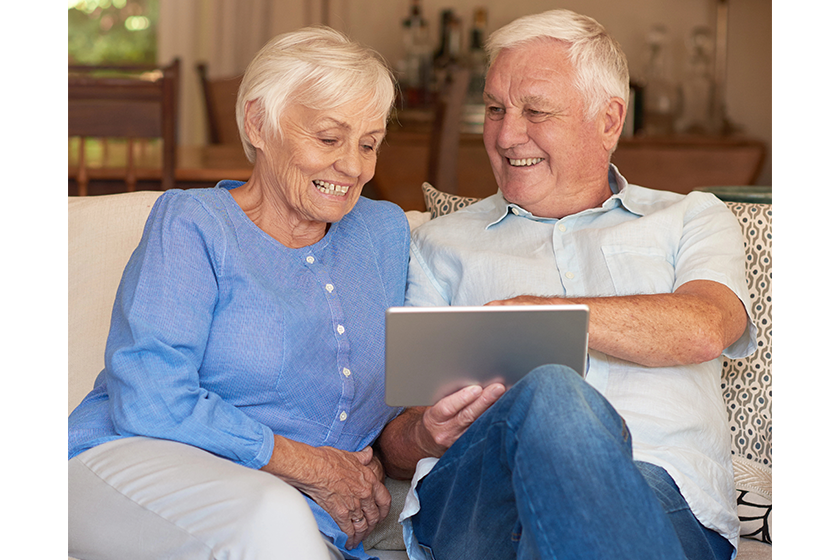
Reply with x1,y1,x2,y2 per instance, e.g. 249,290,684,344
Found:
160,0,771,185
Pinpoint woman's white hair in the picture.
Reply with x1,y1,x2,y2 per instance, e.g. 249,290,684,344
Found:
486,10,629,121
235,27,396,162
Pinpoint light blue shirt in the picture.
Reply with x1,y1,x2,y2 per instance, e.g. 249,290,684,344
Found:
403,166,756,555
68,183,410,559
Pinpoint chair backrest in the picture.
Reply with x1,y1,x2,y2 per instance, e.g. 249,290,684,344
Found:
427,65,471,195
68,59,180,195
196,63,243,145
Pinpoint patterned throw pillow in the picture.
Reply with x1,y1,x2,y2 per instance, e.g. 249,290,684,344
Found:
721,201,772,544
421,182,482,218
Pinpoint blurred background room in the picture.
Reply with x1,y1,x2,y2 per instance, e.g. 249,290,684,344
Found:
68,0,771,210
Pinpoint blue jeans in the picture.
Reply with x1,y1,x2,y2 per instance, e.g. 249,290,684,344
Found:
411,365,733,560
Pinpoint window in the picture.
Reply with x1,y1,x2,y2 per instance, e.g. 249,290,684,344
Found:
68,0,158,65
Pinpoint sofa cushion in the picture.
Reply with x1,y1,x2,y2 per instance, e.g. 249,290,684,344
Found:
68,191,165,413
418,184,773,546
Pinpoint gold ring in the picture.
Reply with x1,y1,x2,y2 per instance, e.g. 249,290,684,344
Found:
351,516,364,523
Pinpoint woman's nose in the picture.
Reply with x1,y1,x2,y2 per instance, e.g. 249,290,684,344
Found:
335,145,363,177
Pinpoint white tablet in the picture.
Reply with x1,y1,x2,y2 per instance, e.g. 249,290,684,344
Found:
385,305,590,406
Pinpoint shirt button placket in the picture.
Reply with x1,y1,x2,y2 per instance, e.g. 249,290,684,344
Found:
554,221,578,290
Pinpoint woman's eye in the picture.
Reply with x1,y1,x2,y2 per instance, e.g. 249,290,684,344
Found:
320,138,338,146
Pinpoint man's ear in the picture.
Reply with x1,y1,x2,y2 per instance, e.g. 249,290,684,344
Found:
600,97,626,152
243,99,267,151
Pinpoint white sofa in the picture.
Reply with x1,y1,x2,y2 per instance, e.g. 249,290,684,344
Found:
69,188,771,559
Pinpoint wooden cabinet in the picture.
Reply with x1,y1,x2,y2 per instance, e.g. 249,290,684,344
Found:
611,135,766,194
371,112,766,211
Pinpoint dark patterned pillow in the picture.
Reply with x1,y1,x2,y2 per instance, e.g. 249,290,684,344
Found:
421,182,482,218
721,201,772,544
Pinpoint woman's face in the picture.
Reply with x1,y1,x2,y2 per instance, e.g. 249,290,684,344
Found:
256,98,387,225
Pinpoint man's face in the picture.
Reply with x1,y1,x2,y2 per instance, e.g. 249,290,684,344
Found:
482,39,612,218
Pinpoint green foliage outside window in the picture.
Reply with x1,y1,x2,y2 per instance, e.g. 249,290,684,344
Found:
68,0,158,65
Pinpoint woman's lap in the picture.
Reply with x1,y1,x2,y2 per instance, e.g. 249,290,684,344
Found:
69,437,342,560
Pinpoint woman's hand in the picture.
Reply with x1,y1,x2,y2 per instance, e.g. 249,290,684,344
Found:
262,438,390,549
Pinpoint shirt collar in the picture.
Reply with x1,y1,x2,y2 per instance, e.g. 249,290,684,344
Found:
487,164,644,228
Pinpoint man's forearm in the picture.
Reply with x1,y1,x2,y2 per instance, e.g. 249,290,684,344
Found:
489,280,748,368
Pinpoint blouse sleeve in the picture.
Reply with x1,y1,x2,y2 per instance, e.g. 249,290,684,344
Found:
104,192,274,469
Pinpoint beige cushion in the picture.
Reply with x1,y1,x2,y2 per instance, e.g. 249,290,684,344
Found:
68,191,163,413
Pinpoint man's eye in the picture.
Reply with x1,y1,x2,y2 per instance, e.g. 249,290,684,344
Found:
486,106,504,119
525,109,551,121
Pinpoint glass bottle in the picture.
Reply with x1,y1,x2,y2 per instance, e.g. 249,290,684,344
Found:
676,26,714,134
398,0,433,105
641,25,680,136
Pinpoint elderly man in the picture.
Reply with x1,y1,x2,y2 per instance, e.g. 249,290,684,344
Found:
376,9,755,560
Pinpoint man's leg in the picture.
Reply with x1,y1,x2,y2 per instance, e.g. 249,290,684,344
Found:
69,436,343,560
412,365,687,560
635,462,734,560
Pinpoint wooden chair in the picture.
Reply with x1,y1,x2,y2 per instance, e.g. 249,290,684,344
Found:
69,59,180,195
426,65,471,195
196,63,243,145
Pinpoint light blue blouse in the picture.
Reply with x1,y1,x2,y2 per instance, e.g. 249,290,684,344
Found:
68,182,410,558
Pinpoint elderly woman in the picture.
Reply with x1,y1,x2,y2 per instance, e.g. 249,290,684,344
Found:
68,28,408,560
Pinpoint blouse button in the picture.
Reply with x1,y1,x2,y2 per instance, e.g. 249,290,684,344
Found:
325,283,335,293
339,411,348,421
337,325,345,335
342,367,352,377
306,256,315,264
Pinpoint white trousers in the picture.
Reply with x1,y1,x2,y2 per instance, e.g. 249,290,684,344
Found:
68,437,344,560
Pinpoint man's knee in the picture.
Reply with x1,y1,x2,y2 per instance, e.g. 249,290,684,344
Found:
511,364,588,407
508,364,628,445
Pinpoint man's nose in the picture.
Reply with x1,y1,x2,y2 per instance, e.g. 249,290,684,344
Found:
494,113,529,149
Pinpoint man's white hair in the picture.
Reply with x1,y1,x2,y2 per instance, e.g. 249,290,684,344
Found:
486,9,629,120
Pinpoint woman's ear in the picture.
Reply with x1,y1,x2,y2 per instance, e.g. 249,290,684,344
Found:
243,99,267,150
600,97,627,152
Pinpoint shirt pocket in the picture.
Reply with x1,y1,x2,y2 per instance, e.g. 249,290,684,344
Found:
600,245,676,296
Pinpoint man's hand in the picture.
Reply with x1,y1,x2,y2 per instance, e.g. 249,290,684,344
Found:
376,383,506,479
418,383,507,456
486,295,560,307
